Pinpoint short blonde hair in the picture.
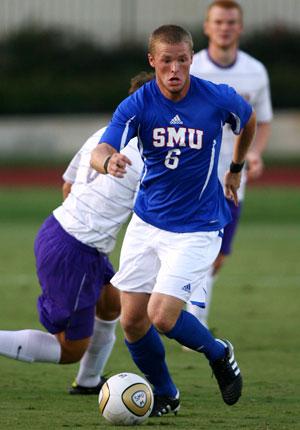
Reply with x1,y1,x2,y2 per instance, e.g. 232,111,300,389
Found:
148,25,193,55
206,1,243,22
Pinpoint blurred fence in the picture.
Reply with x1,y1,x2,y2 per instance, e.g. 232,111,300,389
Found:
0,0,299,46
0,111,299,161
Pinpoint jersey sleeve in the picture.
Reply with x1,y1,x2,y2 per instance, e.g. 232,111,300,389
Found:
221,85,253,135
99,93,142,151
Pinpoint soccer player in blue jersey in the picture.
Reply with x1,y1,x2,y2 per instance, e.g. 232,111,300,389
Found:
91,24,256,416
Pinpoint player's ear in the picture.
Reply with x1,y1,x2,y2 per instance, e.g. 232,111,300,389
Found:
148,53,155,68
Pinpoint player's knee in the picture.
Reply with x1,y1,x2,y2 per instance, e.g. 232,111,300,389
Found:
59,347,86,364
120,314,148,339
57,337,90,364
151,319,173,334
96,284,121,320
148,310,175,334
96,306,120,321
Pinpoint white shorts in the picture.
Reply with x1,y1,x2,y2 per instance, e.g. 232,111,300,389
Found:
111,214,222,307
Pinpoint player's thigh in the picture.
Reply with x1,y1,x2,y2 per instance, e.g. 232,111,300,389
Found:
35,215,108,337
154,230,222,303
111,214,160,294
96,283,120,321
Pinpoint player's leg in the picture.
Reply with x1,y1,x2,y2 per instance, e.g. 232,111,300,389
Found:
111,214,179,413
148,228,242,406
70,281,121,394
0,215,107,367
186,199,242,328
0,329,61,363
120,291,179,414
0,327,91,364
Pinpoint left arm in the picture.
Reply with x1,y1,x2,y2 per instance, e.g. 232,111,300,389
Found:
224,110,257,206
246,121,271,180
246,63,272,180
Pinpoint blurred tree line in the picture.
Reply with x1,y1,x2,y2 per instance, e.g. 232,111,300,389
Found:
0,25,299,114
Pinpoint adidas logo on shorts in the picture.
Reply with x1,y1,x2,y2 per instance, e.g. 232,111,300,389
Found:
182,283,191,292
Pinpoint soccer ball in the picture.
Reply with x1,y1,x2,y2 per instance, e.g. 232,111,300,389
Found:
98,372,154,426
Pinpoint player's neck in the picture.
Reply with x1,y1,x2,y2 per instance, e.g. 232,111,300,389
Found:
207,44,238,68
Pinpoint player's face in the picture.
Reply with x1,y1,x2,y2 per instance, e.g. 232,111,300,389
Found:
204,6,243,50
148,41,193,101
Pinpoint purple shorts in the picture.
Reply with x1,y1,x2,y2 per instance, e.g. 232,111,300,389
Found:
34,215,115,340
220,199,243,255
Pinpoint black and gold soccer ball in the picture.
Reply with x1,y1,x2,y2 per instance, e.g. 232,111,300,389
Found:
98,373,154,425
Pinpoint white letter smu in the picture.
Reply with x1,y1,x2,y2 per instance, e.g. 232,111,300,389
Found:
153,127,203,149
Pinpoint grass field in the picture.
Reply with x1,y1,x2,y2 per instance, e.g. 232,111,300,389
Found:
0,186,299,430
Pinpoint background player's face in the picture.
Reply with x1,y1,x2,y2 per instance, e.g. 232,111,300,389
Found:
204,6,243,50
148,41,193,101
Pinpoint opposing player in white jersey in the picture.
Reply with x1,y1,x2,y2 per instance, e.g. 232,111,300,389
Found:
60,127,143,395
91,25,256,416
187,0,273,328
0,72,151,393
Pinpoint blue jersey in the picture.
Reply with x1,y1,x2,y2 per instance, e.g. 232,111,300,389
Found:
100,75,252,233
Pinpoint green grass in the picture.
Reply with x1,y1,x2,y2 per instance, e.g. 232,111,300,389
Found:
0,186,299,429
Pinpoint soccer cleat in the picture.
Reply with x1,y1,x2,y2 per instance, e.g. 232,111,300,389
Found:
210,339,242,405
68,376,107,395
150,390,180,417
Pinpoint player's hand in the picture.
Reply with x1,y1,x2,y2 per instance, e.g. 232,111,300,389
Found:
106,153,132,178
246,151,264,181
224,170,241,207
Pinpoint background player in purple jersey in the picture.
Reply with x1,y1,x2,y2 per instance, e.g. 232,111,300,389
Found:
0,73,151,394
91,24,256,416
187,0,273,329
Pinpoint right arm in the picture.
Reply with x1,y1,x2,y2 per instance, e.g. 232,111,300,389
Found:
90,143,132,178
91,93,142,177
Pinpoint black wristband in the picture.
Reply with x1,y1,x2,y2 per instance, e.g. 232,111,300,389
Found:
103,156,112,174
230,161,245,173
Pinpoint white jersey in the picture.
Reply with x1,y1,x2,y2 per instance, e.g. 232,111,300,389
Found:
190,49,273,200
53,127,143,253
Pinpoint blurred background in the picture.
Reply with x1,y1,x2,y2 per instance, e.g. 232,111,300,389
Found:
0,0,299,170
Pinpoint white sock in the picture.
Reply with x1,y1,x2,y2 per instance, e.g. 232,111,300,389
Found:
0,329,61,363
76,317,118,387
187,272,215,328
